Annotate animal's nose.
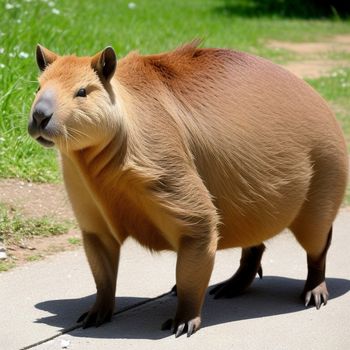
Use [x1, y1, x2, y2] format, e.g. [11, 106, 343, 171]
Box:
[32, 108, 52, 129]
[31, 97, 54, 130]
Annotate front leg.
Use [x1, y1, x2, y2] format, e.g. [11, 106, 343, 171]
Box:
[163, 233, 217, 337]
[78, 231, 120, 328]
[61, 154, 120, 327]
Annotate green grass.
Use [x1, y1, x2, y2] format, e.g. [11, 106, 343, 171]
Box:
[0, 261, 15, 272]
[0, 204, 72, 245]
[307, 68, 350, 149]
[0, 0, 349, 182]
[68, 237, 81, 245]
[26, 254, 43, 262]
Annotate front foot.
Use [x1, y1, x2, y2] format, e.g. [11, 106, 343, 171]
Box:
[302, 281, 329, 309]
[77, 298, 115, 328]
[161, 316, 201, 338]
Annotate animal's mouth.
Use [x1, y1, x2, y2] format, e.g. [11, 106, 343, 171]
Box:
[36, 136, 55, 148]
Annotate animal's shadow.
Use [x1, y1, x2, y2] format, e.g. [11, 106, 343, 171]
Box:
[35, 276, 350, 340]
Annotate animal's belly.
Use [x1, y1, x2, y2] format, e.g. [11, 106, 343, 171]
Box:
[215, 194, 304, 249]
[108, 192, 173, 251]
[126, 223, 173, 251]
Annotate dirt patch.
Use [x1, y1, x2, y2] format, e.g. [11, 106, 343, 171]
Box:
[268, 34, 350, 54]
[4, 230, 81, 267]
[0, 179, 74, 221]
[282, 60, 350, 79]
[0, 179, 78, 271]
[268, 34, 350, 79]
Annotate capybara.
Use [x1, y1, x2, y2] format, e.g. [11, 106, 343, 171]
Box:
[28, 42, 348, 337]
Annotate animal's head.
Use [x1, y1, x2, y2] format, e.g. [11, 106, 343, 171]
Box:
[28, 45, 118, 151]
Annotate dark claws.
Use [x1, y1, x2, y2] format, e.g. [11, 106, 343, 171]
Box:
[258, 266, 263, 279]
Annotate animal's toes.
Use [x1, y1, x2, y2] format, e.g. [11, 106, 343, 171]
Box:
[186, 319, 199, 337]
[175, 323, 186, 338]
[304, 281, 329, 309]
[82, 311, 98, 329]
[304, 291, 312, 307]
[78, 307, 113, 329]
[174, 317, 201, 338]
[162, 317, 201, 337]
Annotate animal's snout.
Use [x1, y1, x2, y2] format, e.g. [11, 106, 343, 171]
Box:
[29, 89, 57, 147]
[31, 95, 54, 130]
[29, 89, 56, 136]
[32, 108, 52, 130]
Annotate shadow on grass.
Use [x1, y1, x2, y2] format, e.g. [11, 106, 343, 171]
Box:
[35, 276, 350, 340]
[213, 0, 350, 19]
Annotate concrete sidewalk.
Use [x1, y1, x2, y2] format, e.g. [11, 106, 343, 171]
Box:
[1, 210, 349, 350]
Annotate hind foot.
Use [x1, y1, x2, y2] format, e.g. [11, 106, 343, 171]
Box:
[161, 316, 201, 338]
[77, 296, 114, 328]
[301, 226, 332, 309]
[210, 244, 265, 299]
[303, 281, 329, 309]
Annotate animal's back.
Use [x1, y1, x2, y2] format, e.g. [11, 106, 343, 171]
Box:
[117, 44, 348, 248]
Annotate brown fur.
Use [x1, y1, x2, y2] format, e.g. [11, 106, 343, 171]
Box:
[29, 43, 348, 335]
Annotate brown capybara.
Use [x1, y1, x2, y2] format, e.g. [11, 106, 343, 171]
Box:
[28, 42, 348, 337]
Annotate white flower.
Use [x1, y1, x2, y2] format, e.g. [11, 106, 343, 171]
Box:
[0, 63, 5, 68]
[48, 1, 55, 7]
[5, 3, 14, 9]
[9, 52, 15, 58]
[0, 48, 4, 54]
[0, 137, 5, 142]
[17, 19, 22, 23]
[19, 51, 29, 59]
[128, 2, 136, 9]
[52, 8, 60, 14]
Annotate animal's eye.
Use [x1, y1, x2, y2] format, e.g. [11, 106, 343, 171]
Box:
[76, 88, 87, 97]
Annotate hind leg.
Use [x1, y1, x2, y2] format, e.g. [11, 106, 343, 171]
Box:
[291, 217, 334, 309]
[303, 227, 332, 309]
[290, 147, 347, 309]
[210, 244, 265, 299]
[301, 226, 332, 309]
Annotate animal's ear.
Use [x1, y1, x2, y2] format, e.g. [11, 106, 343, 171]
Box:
[36, 44, 58, 72]
[91, 46, 117, 82]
